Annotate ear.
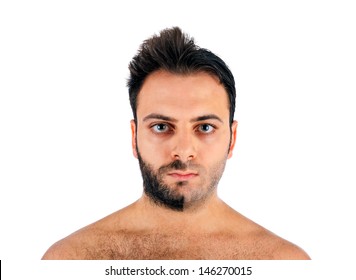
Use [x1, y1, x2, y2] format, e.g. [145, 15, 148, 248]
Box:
[130, 119, 138, 158]
[228, 120, 238, 159]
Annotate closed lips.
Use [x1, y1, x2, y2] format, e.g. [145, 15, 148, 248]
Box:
[167, 172, 198, 180]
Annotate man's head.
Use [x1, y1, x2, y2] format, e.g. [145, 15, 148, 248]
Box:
[127, 27, 237, 211]
[128, 26, 236, 125]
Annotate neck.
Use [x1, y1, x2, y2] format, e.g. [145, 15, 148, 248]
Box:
[132, 192, 228, 232]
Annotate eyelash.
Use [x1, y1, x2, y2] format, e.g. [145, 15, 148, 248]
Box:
[151, 123, 173, 134]
[150, 123, 217, 135]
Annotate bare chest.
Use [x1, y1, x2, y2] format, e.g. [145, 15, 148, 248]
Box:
[81, 231, 270, 260]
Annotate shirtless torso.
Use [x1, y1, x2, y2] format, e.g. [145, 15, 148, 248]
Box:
[42, 29, 311, 261]
[42, 196, 310, 260]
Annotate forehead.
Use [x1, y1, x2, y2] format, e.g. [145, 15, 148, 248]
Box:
[137, 70, 230, 121]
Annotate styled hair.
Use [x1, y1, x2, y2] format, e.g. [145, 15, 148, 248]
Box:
[127, 26, 236, 124]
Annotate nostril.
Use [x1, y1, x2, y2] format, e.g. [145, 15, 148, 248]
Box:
[172, 154, 194, 161]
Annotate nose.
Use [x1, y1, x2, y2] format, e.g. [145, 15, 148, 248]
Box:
[171, 130, 197, 161]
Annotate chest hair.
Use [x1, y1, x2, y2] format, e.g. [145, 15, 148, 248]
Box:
[80, 230, 272, 260]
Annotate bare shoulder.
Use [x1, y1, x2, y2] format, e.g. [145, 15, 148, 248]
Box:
[269, 236, 311, 260]
[41, 223, 103, 260]
[42, 208, 130, 260]
[227, 210, 310, 260]
[244, 225, 311, 260]
[41, 234, 81, 260]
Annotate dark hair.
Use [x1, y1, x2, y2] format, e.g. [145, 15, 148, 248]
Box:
[127, 26, 236, 124]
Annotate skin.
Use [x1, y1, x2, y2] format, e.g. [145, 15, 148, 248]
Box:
[42, 70, 310, 260]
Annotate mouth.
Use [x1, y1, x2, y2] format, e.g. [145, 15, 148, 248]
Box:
[167, 171, 198, 181]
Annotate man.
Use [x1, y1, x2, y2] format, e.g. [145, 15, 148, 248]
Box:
[42, 27, 310, 260]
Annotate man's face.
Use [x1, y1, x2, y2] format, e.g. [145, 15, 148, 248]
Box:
[131, 70, 237, 211]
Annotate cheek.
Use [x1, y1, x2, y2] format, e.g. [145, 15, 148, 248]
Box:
[201, 132, 231, 151]
[199, 144, 228, 163]
[136, 131, 170, 160]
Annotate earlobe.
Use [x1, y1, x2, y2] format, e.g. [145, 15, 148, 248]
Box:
[130, 120, 138, 158]
[228, 120, 238, 159]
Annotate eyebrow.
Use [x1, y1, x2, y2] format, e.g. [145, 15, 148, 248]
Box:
[143, 114, 178, 122]
[190, 114, 223, 123]
[143, 113, 223, 123]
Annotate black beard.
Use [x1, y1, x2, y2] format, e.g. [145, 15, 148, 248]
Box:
[137, 151, 187, 211]
[135, 129, 231, 212]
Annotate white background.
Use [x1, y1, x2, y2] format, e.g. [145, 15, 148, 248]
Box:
[1, 0, 355, 279]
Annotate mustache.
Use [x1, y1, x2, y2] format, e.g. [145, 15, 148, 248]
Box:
[158, 160, 195, 174]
